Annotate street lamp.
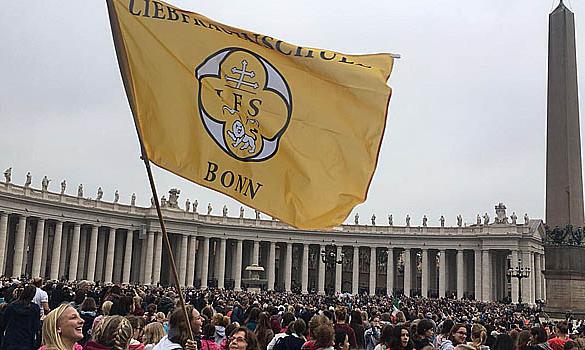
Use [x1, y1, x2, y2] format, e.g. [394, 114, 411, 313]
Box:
[507, 259, 531, 304]
[321, 244, 344, 270]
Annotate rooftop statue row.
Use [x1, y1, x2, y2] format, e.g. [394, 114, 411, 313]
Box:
[3, 167, 137, 205]
[356, 203, 529, 227]
[3, 168, 530, 226]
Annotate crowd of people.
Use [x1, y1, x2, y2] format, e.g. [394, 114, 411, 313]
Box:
[0, 277, 582, 350]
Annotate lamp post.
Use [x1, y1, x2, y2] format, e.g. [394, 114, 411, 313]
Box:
[507, 259, 531, 304]
[321, 244, 344, 270]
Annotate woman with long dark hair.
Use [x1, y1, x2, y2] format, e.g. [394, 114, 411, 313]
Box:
[255, 312, 275, 350]
[1, 284, 41, 350]
[246, 308, 262, 332]
[390, 325, 414, 350]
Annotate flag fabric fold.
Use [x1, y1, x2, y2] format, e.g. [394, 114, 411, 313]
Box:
[107, 0, 394, 229]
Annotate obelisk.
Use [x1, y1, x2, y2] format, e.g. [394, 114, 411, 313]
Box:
[546, 0, 584, 228]
[544, 0, 585, 316]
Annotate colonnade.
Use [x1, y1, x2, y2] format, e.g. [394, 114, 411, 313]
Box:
[0, 210, 546, 304]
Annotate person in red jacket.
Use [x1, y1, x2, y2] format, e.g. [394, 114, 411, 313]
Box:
[547, 322, 569, 350]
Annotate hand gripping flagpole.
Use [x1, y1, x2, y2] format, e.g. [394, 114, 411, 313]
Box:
[105, 0, 194, 341]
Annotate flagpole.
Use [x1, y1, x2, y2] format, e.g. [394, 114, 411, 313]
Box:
[140, 151, 194, 341]
[104, 0, 193, 340]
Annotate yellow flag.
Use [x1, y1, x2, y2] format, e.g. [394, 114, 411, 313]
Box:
[107, 0, 394, 229]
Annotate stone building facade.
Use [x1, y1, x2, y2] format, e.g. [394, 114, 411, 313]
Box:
[0, 177, 545, 304]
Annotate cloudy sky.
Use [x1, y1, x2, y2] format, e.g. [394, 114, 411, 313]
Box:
[0, 0, 582, 227]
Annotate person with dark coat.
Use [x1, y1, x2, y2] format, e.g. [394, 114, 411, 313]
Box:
[231, 302, 246, 325]
[414, 319, 434, 350]
[274, 319, 307, 350]
[1, 285, 41, 350]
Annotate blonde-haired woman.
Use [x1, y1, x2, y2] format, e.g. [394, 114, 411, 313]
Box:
[41, 303, 85, 350]
[468, 324, 489, 350]
[143, 322, 165, 350]
[92, 300, 114, 330]
[85, 315, 133, 350]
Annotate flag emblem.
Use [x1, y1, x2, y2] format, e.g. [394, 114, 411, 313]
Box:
[195, 48, 292, 162]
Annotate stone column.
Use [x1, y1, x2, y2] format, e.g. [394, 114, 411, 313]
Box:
[386, 248, 394, 296]
[122, 230, 134, 284]
[234, 239, 242, 292]
[510, 250, 519, 303]
[369, 247, 377, 295]
[152, 232, 163, 285]
[421, 248, 428, 298]
[200, 237, 209, 289]
[284, 243, 293, 292]
[266, 241, 276, 291]
[187, 236, 197, 287]
[404, 248, 411, 297]
[534, 253, 542, 300]
[301, 243, 309, 293]
[438, 249, 446, 297]
[474, 249, 482, 300]
[520, 251, 531, 303]
[352, 246, 359, 294]
[143, 232, 154, 284]
[217, 238, 226, 289]
[13, 215, 26, 277]
[318, 244, 325, 294]
[104, 227, 116, 284]
[529, 251, 535, 304]
[32, 218, 45, 277]
[335, 245, 343, 293]
[179, 234, 188, 286]
[482, 250, 491, 301]
[0, 212, 8, 275]
[86, 225, 99, 282]
[50, 221, 63, 280]
[252, 241, 260, 265]
[457, 249, 464, 298]
[67, 223, 81, 281]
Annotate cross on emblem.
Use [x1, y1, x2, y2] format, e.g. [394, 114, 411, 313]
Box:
[225, 60, 259, 90]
